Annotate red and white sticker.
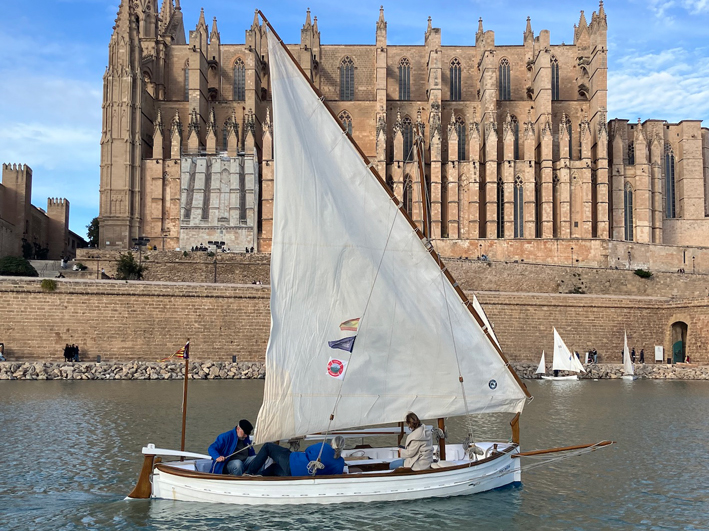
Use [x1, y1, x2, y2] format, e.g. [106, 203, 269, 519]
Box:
[327, 358, 348, 380]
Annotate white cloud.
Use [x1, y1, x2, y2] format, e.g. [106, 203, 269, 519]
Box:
[609, 48, 709, 123]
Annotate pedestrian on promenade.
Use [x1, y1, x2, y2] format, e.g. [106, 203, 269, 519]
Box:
[631, 348, 636, 363]
[639, 349, 645, 363]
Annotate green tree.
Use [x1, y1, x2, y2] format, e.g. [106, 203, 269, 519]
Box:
[115, 251, 146, 280]
[0, 256, 39, 277]
[87, 217, 99, 248]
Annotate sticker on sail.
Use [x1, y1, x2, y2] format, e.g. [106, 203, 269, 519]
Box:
[327, 358, 348, 380]
[339, 318, 361, 332]
[328, 336, 356, 353]
[488, 379, 498, 390]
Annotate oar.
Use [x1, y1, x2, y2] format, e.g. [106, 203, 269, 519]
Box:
[511, 440, 614, 458]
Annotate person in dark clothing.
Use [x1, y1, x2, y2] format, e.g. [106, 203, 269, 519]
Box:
[631, 348, 636, 363]
[245, 437, 345, 477]
[639, 349, 645, 363]
[63, 344, 73, 362]
[196, 419, 256, 475]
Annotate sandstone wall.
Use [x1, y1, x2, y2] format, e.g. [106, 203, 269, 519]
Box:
[77, 249, 709, 298]
[0, 277, 270, 363]
[1, 277, 707, 364]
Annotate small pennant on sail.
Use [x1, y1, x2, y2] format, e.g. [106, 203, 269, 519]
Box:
[326, 357, 348, 379]
[339, 318, 361, 332]
[328, 336, 356, 353]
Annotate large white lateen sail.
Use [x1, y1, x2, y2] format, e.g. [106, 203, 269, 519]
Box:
[255, 29, 528, 444]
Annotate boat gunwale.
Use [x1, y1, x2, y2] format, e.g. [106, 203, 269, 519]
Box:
[153, 443, 518, 482]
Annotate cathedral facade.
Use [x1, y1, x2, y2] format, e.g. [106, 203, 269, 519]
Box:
[99, 1, 709, 267]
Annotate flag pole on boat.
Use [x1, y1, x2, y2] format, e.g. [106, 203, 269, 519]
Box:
[180, 339, 191, 459]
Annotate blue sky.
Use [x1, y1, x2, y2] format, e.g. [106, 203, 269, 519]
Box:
[1, 0, 707, 238]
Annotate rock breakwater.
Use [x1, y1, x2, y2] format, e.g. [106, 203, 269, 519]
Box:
[0, 361, 265, 381]
[513, 362, 709, 380]
[0, 361, 707, 381]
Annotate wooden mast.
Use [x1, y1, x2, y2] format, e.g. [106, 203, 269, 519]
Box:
[180, 340, 190, 458]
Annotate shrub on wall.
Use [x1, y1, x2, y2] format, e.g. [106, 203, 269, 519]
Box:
[115, 251, 146, 280]
[0, 256, 39, 277]
[41, 279, 58, 292]
[634, 268, 653, 279]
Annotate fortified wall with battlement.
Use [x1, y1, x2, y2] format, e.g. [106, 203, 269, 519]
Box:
[0, 276, 705, 365]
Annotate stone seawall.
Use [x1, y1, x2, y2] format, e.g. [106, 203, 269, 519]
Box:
[1, 361, 707, 381]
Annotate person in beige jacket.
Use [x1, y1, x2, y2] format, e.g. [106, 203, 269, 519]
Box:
[389, 412, 434, 471]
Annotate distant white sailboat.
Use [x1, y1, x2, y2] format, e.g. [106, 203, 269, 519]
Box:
[535, 351, 546, 377]
[622, 331, 637, 381]
[541, 328, 585, 381]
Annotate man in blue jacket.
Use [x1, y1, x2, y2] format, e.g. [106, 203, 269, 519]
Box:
[244, 437, 345, 477]
[197, 419, 256, 475]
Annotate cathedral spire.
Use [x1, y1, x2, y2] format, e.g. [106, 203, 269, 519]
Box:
[377, 5, 386, 31]
[197, 8, 207, 31]
[211, 16, 219, 41]
[524, 16, 533, 42]
[476, 17, 484, 45]
[303, 8, 312, 29]
[252, 9, 260, 31]
[427, 16, 432, 33]
[175, 0, 181, 10]
[113, 0, 132, 34]
[578, 10, 588, 30]
[599, 1, 605, 18]
[159, 0, 174, 34]
[313, 16, 319, 33]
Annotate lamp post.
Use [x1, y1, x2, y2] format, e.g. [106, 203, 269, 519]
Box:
[570, 246, 574, 267]
[132, 236, 151, 266]
[478, 242, 482, 260]
[692, 256, 695, 274]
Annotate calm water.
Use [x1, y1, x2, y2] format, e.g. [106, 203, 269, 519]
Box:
[0, 379, 707, 530]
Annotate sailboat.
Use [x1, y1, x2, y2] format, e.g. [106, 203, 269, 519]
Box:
[535, 351, 546, 377]
[622, 331, 637, 380]
[540, 328, 585, 380]
[127, 12, 611, 505]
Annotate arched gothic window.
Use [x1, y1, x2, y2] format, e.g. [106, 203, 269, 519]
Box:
[223, 122, 229, 150]
[567, 121, 573, 159]
[624, 182, 634, 241]
[340, 56, 355, 101]
[338, 110, 353, 136]
[456, 115, 466, 160]
[233, 58, 245, 101]
[665, 143, 676, 218]
[511, 115, 520, 160]
[497, 177, 505, 238]
[499, 58, 511, 101]
[402, 116, 413, 161]
[551, 56, 560, 101]
[184, 61, 189, 101]
[450, 58, 462, 101]
[628, 142, 635, 165]
[399, 58, 411, 101]
[514, 176, 524, 238]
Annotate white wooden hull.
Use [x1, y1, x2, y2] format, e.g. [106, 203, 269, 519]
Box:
[541, 375, 578, 381]
[146, 443, 520, 505]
